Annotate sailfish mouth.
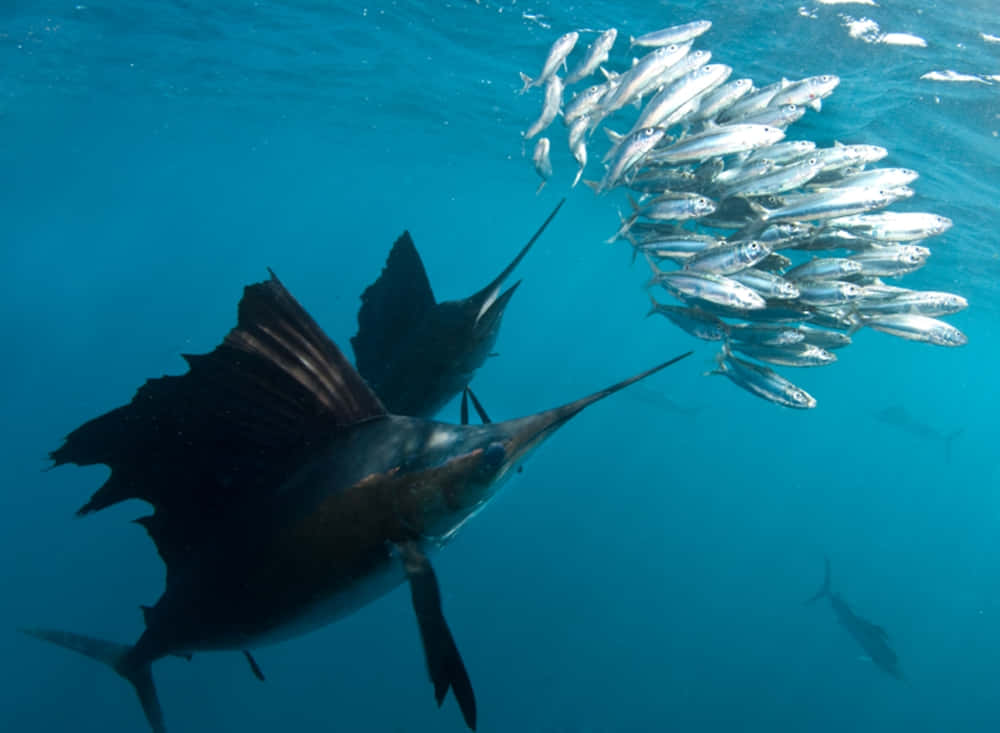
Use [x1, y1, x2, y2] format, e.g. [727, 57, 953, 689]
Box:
[471, 199, 565, 327]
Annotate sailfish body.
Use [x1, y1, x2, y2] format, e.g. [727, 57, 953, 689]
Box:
[806, 558, 903, 680]
[23, 268, 690, 732]
[352, 200, 564, 418]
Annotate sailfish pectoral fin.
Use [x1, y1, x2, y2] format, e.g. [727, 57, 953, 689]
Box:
[460, 387, 492, 426]
[397, 541, 477, 731]
[465, 387, 491, 424]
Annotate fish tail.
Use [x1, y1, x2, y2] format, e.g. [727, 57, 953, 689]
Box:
[572, 165, 584, 189]
[645, 292, 660, 318]
[20, 628, 165, 733]
[536, 179, 547, 195]
[944, 428, 964, 464]
[804, 556, 832, 604]
[518, 71, 534, 95]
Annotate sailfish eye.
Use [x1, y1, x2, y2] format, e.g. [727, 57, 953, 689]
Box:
[481, 442, 506, 472]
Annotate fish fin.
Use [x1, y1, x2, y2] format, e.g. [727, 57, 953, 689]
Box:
[572, 165, 584, 188]
[518, 71, 533, 94]
[628, 35, 636, 46]
[809, 98, 822, 112]
[536, 179, 547, 194]
[243, 651, 266, 682]
[704, 348, 727, 377]
[352, 231, 437, 391]
[465, 387, 491, 424]
[603, 127, 625, 144]
[804, 556, 832, 604]
[56, 271, 386, 520]
[398, 541, 477, 731]
[944, 428, 964, 464]
[20, 629, 165, 733]
[583, 178, 602, 194]
[743, 198, 771, 219]
[646, 293, 661, 318]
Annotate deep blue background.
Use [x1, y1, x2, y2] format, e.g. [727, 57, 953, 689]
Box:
[2, 1, 997, 731]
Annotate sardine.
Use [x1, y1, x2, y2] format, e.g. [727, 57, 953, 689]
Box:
[709, 345, 817, 408]
[524, 75, 564, 139]
[533, 137, 552, 193]
[566, 28, 618, 85]
[863, 314, 968, 347]
[520, 32, 579, 93]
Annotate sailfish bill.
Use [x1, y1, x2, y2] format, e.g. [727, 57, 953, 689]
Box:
[23, 268, 691, 732]
[351, 199, 565, 419]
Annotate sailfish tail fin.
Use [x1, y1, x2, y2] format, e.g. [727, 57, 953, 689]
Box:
[19, 629, 165, 733]
[804, 557, 832, 605]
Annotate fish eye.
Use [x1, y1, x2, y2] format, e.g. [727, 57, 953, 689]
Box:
[820, 75, 831, 82]
[793, 390, 806, 403]
[481, 442, 506, 472]
[808, 157, 817, 164]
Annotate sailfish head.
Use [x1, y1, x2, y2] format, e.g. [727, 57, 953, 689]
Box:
[464, 199, 565, 347]
[414, 351, 692, 543]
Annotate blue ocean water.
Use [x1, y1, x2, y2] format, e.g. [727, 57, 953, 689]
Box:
[1, 0, 998, 730]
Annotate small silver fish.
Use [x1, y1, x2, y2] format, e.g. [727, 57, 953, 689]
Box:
[533, 137, 552, 193]
[856, 291, 968, 317]
[646, 296, 729, 341]
[830, 212, 952, 241]
[797, 325, 852, 349]
[689, 78, 753, 122]
[630, 20, 712, 48]
[648, 262, 767, 310]
[729, 341, 837, 367]
[849, 245, 929, 277]
[519, 32, 579, 93]
[629, 63, 733, 133]
[795, 280, 864, 306]
[770, 74, 840, 111]
[571, 139, 587, 188]
[745, 140, 817, 165]
[709, 345, 817, 408]
[728, 268, 800, 300]
[563, 84, 607, 125]
[808, 167, 919, 192]
[683, 240, 771, 275]
[647, 123, 785, 164]
[524, 75, 564, 140]
[864, 314, 968, 347]
[784, 257, 864, 281]
[718, 156, 823, 198]
[727, 323, 806, 346]
[728, 103, 805, 128]
[598, 42, 694, 115]
[566, 28, 618, 85]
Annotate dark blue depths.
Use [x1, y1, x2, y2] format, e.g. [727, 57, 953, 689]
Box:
[0, 1, 997, 731]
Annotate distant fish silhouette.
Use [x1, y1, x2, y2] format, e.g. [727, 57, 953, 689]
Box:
[874, 404, 963, 463]
[351, 200, 564, 420]
[805, 558, 904, 681]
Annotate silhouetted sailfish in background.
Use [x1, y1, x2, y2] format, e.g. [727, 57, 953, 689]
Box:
[351, 199, 565, 423]
[21, 269, 691, 732]
[805, 557, 904, 680]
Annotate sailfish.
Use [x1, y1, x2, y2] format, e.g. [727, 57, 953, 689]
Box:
[21, 268, 691, 732]
[351, 199, 565, 422]
[805, 557, 904, 680]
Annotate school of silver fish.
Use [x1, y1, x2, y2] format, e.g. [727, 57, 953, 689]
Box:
[519, 19, 968, 409]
